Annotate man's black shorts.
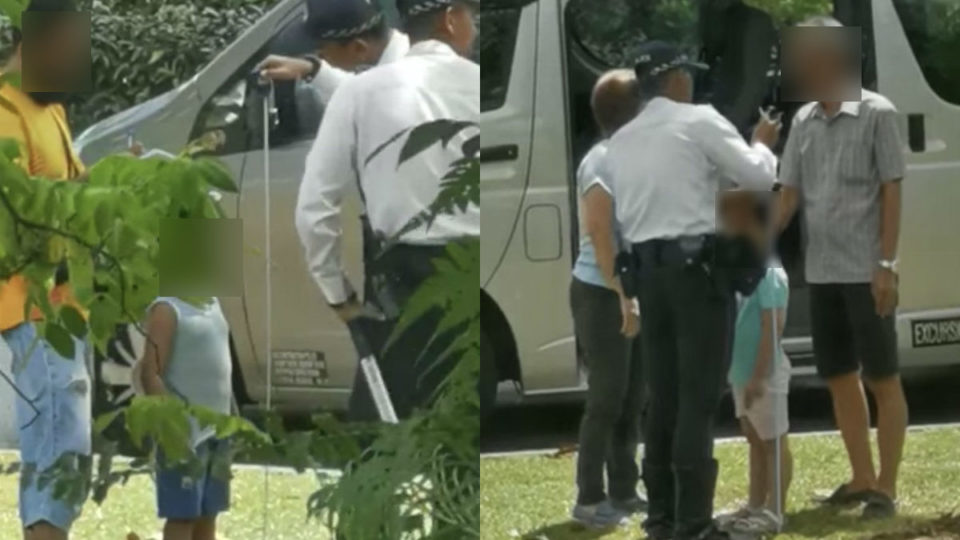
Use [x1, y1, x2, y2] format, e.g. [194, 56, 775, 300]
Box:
[810, 283, 899, 380]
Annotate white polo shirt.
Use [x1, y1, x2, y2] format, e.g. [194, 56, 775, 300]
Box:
[598, 97, 778, 244]
[295, 40, 479, 304]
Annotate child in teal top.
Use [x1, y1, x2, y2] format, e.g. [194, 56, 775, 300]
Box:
[719, 191, 793, 535]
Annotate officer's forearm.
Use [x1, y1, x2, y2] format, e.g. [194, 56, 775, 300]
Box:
[880, 181, 902, 261]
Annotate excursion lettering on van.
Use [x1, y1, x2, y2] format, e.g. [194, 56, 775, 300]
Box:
[911, 317, 960, 348]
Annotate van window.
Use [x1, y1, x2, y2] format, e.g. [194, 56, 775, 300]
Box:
[479, 6, 522, 112]
[191, 18, 322, 156]
[192, 75, 253, 157]
[568, 0, 699, 68]
[891, 0, 960, 106]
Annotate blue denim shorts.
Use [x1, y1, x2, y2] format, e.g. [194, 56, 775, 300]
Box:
[2, 323, 92, 531]
[156, 438, 231, 519]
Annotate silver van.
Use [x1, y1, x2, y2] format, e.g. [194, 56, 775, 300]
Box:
[77, 0, 960, 421]
[478, 0, 960, 412]
[76, 0, 401, 418]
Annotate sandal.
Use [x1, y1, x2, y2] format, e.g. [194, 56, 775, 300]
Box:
[861, 491, 897, 520]
[812, 483, 872, 506]
[726, 508, 783, 535]
[716, 506, 762, 529]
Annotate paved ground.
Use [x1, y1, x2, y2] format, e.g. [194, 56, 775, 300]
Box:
[480, 375, 960, 455]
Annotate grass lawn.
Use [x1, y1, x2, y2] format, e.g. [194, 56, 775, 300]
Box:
[0, 453, 331, 540]
[480, 426, 960, 540]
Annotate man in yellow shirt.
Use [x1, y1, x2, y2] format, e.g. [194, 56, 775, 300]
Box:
[0, 1, 91, 539]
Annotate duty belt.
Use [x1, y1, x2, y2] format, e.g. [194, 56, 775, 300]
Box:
[629, 234, 766, 296]
[631, 235, 717, 268]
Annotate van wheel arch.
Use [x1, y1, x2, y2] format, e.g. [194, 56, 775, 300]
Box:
[480, 290, 522, 387]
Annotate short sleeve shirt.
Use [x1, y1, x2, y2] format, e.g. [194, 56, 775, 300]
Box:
[778, 89, 906, 284]
[729, 266, 791, 391]
[572, 142, 618, 288]
[0, 80, 85, 331]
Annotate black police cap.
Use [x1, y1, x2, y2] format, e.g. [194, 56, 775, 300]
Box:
[634, 40, 708, 80]
[299, 0, 385, 41]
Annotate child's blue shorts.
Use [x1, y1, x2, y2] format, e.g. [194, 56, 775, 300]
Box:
[156, 438, 231, 519]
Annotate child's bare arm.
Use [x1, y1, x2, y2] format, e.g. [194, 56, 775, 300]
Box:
[752, 307, 787, 380]
[139, 303, 176, 395]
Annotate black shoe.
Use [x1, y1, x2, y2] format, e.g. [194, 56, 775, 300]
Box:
[690, 523, 730, 540]
[813, 482, 873, 507]
[861, 490, 897, 520]
[643, 524, 673, 540]
[674, 459, 720, 539]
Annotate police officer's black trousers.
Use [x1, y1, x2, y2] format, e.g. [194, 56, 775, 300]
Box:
[348, 243, 465, 423]
[636, 262, 734, 539]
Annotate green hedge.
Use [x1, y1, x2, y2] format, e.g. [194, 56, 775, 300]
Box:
[0, 0, 275, 132]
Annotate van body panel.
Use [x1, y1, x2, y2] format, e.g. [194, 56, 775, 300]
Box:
[870, 0, 960, 369]
[480, 3, 538, 287]
[483, 0, 581, 392]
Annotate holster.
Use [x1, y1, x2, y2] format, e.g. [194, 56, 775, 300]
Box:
[361, 215, 402, 321]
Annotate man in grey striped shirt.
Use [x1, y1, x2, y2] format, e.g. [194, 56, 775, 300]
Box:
[776, 16, 907, 519]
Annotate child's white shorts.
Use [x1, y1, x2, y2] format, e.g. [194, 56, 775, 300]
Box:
[733, 386, 789, 441]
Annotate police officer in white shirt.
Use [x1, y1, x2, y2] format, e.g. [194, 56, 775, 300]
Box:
[294, 0, 478, 421]
[257, 0, 412, 316]
[256, 0, 411, 105]
[598, 41, 781, 540]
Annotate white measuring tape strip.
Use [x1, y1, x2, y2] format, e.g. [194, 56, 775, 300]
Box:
[261, 78, 275, 540]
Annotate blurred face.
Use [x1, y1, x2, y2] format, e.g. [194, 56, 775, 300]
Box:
[445, 3, 478, 58]
[317, 37, 384, 72]
[721, 196, 755, 236]
[782, 27, 860, 102]
[20, 13, 91, 96]
[792, 42, 843, 98]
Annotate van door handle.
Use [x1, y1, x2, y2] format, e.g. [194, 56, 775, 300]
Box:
[908, 113, 926, 152]
[480, 144, 519, 163]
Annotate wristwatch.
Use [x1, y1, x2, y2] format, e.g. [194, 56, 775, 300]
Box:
[878, 259, 899, 274]
[301, 54, 323, 82]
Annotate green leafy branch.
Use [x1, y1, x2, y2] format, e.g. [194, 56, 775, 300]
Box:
[0, 0, 26, 29]
[0, 133, 237, 358]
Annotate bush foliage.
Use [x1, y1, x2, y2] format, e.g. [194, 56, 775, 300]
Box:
[0, 0, 274, 132]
